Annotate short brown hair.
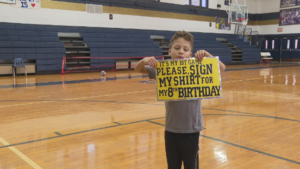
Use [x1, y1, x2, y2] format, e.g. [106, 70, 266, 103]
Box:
[170, 30, 194, 51]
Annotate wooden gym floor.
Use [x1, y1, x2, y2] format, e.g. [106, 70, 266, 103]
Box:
[0, 63, 299, 169]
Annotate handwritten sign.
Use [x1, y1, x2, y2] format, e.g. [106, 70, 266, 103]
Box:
[155, 57, 222, 101]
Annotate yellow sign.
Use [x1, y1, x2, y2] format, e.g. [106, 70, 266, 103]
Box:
[155, 57, 222, 101]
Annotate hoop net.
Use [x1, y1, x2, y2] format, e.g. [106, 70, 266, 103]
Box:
[239, 18, 248, 26]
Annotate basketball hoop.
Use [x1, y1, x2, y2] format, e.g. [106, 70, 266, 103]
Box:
[239, 18, 248, 26]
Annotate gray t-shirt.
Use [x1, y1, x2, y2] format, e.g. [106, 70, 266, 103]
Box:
[146, 66, 204, 133]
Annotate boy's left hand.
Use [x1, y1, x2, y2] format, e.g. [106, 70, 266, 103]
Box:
[195, 50, 213, 61]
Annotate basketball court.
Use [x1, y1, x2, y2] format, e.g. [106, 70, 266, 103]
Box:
[0, 0, 300, 168]
[0, 62, 299, 168]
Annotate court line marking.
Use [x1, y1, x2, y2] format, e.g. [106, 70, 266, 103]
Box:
[0, 75, 149, 89]
[202, 111, 300, 123]
[224, 64, 300, 72]
[0, 64, 299, 89]
[54, 132, 63, 136]
[0, 112, 299, 165]
[145, 120, 300, 165]
[0, 137, 42, 169]
[146, 120, 164, 126]
[223, 90, 300, 100]
[0, 99, 299, 123]
[114, 122, 122, 125]
[0, 112, 299, 148]
[2, 85, 300, 110]
[2, 73, 299, 108]
[199, 134, 300, 165]
[222, 74, 295, 84]
[0, 90, 155, 108]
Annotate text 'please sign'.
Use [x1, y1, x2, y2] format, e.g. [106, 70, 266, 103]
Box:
[155, 57, 222, 101]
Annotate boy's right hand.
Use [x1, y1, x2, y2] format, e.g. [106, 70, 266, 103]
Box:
[143, 57, 158, 68]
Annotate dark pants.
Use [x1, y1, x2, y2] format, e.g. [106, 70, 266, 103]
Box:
[165, 131, 199, 169]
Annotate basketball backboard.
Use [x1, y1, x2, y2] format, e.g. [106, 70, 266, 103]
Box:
[227, 0, 249, 25]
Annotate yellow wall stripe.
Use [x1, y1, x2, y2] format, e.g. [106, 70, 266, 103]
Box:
[249, 19, 279, 26]
[41, 0, 86, 11]
[248, 20, 258, 26]
[258, 19, 279, 25]
[103, 6, 215, 22]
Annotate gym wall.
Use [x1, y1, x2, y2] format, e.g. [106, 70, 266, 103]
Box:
[0, 0, 299, 35]
[0, 0, 235, 34]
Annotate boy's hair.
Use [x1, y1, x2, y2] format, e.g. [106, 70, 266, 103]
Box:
[170, 30, 194, 51]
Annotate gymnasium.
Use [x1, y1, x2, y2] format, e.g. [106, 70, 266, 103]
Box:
[0, 0, 299, 168]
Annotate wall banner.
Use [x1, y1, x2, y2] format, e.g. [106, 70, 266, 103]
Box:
[12, 0, 41, 9]
[0, 0, 15, 4]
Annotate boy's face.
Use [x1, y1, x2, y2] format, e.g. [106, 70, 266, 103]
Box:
[169, 37, 193, 60]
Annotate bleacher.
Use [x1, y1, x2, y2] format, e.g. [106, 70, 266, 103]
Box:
[83, 32, 163, 69]
[193, 33, 234, 63]
[0, 23, 65, 74]
[163, 33, 235, 64]
[0, 22, 262, 75]
[226, 37, 261, 62]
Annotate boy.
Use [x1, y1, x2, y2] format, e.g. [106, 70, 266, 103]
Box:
[134, 30, 226, 169]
